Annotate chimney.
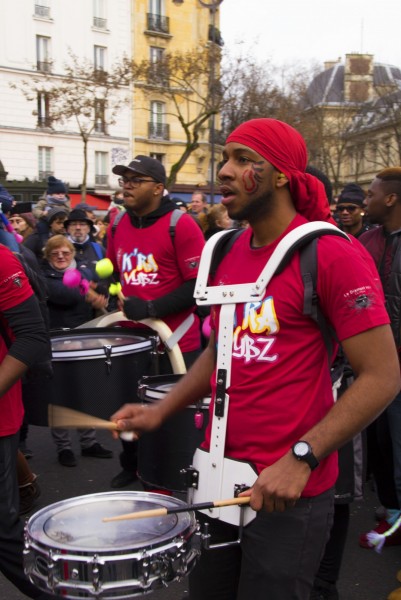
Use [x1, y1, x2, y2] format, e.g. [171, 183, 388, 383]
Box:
[344, 53, 374, 102]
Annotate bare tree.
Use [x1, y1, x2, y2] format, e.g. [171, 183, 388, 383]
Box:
[11, 51, 132, 199]
[133, 46, 246, 188]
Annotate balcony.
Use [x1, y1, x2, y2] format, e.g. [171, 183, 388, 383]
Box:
[93, 16, 107, 29]
[34, 4, 51, 18]
[38, 170, 53, 181]
[146, 13, 170, 35]
[147, 65, 169, 87]
[148, 122, 170, 140]
[37, 61, 52, 73]
[37, 116, 52, 128]
[95, 174, 108, 186]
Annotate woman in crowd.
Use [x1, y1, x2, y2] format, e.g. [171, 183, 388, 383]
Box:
[41, 235, 113, 467]
[204, 203, 233, 240]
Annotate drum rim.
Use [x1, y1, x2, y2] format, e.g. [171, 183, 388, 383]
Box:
[51, 337, 152, 360]
[25, 491, 197, 553]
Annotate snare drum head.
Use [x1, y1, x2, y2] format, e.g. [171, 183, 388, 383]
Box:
[26, 492, 196, 553]
[139, 374, 210, 407]
[51, 331, 152, 359]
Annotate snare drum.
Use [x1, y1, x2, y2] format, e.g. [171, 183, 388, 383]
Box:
[23, 328, 154, 425]
[137, 374, 210, 493]
[24, 491, 199, 599]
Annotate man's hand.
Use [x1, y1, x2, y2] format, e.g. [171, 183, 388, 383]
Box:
[240, 451, 312, 512]
[111, 403, 163, 440]
[123, 296, 149, 321]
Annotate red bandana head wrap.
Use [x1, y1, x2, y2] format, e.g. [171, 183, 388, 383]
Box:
[226, 118, 335, 224]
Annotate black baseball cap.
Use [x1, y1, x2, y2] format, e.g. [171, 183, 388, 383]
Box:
[112, 155, 166, 186]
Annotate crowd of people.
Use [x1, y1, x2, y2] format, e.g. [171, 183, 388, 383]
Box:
[1, 118, 401, 600]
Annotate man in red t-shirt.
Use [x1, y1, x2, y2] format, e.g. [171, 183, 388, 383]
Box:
[111, 121, 399, 600]
[0, 245, 50, 599]
[107, 155, 205, 488]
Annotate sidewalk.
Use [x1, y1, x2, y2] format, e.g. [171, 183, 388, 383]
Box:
[1, 425, 400, 599]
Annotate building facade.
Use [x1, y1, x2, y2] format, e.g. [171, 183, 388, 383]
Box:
[0, 0, 131, 202]
[132, 0, 222, 198]
[302, 53, 401, 193]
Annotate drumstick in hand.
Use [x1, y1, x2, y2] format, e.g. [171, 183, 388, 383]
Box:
[103, 497, 251, 522]
[48, 405, 134, 441]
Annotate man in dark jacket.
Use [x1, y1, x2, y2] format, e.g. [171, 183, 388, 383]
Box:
[65, 209, 105, 273]
[359, 167, 401, 549]
[335, 183, 371, 238]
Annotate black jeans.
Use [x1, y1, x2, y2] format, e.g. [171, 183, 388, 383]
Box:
[0, 432, 49, 599]
[189, 488, 334, 600]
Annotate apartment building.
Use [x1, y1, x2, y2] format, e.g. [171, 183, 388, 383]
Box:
[0, 0, 131, 202]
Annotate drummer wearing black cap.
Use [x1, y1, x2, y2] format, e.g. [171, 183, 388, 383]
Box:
[107, 155, 205, 488]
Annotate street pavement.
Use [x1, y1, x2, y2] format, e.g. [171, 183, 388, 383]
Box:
[1, 425, 401, 600]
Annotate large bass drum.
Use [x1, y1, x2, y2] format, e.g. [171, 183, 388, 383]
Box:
[23, 328, 155, 425]
[24, 491, 200, 599]
[137, 374, 210, 493]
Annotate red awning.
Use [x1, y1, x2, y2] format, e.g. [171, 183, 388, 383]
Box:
[69, 193, 110, 210]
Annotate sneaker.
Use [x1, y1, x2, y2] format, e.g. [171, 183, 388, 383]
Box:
[359, 518, 401, 548]
[19, 441, 34, 459]
[19, 476, 41, 515]
[58, 449, 77, 467]
[110, 469, 138, 488]
[81, 443, 113, 459]
[310, 578, 339, 600]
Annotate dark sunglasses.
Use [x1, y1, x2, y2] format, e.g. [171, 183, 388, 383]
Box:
[335, 205, 359, 213]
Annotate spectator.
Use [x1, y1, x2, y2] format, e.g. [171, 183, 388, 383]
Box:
[74, 202, 98, 223]
[41, 235, 112, 467]
[335, 183, 371, 238]
[65, 208, 106, 274]
[24, 206, 69, 261]
[204, 203, 234, 240]
[33, 176, 70, 220]
[9, 213, 37, 241]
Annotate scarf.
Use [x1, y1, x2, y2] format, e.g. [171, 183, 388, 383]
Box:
[226, 119, 335, 224]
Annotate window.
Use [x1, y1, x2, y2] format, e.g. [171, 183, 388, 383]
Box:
[38, 147, 53, 180]
[93, 0, 107, 29]
[149, 47, 167, 84]
[94, 99, 106, 133]
[95, 151, 108, 186]
[147, 0, 169, 33]
[36, 36, 51, 72]
[34, 1, 51, 18]
[149, 101, 169, 139]
[37, 92, 51, 128]
[94, 45, 107, 71]
[150, 153, 165, 164]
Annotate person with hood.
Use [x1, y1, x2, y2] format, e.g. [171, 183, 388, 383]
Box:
[111, 120, 399, 600]
[106, 155, 205, 489]
[33, 176, 70, 220]
[24, 206, 69, 261]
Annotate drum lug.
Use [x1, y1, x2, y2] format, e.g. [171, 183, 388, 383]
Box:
[103, 344, 112, 374]
[180, 466, 199, 489]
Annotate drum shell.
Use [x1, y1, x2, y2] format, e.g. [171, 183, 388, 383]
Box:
[23, 328, 155, 425]
[23, 491, 199, 599]
[137, 374, 210, 493]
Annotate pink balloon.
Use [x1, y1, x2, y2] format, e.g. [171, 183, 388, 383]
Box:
[63, 269, 81, 288]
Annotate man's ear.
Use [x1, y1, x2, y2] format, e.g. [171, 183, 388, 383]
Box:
[276, 172, 289, 187]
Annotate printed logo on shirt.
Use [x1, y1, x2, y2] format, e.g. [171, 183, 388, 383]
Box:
[185, 256, 200, 270]
[344, 285, 375, 311]
[121, 248, 159, 287]
[1, 270, 25, 288]
[232, 298, 280, 363]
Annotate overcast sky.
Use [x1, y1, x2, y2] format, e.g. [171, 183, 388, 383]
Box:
[220, 0, 401, 70]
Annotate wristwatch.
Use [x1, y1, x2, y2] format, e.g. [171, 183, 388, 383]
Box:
[291, 441, 319, 471]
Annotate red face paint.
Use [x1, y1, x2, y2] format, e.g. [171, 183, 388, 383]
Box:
[243, 169, 258, 193]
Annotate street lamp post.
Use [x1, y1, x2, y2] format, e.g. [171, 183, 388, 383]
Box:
[173, 0, 224, 205]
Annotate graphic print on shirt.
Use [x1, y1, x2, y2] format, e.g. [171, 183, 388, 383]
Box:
[232, 297, 280, 364]
[120, 248, 159, 287]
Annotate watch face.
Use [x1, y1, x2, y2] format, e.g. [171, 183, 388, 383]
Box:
[295, 441, 309, 457]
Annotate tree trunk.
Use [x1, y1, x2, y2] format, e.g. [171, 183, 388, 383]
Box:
[81, 136, 88, 201]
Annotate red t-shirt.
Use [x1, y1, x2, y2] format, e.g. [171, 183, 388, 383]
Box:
[204, 215, 389, 496]
[0, 246, 33, 436]
[107, 211, 205, 352]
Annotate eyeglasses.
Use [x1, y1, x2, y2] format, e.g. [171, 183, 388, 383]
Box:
[50, 250, 72, 258]
[118, 177, 156, 187]
[335, 205, 359, 213]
